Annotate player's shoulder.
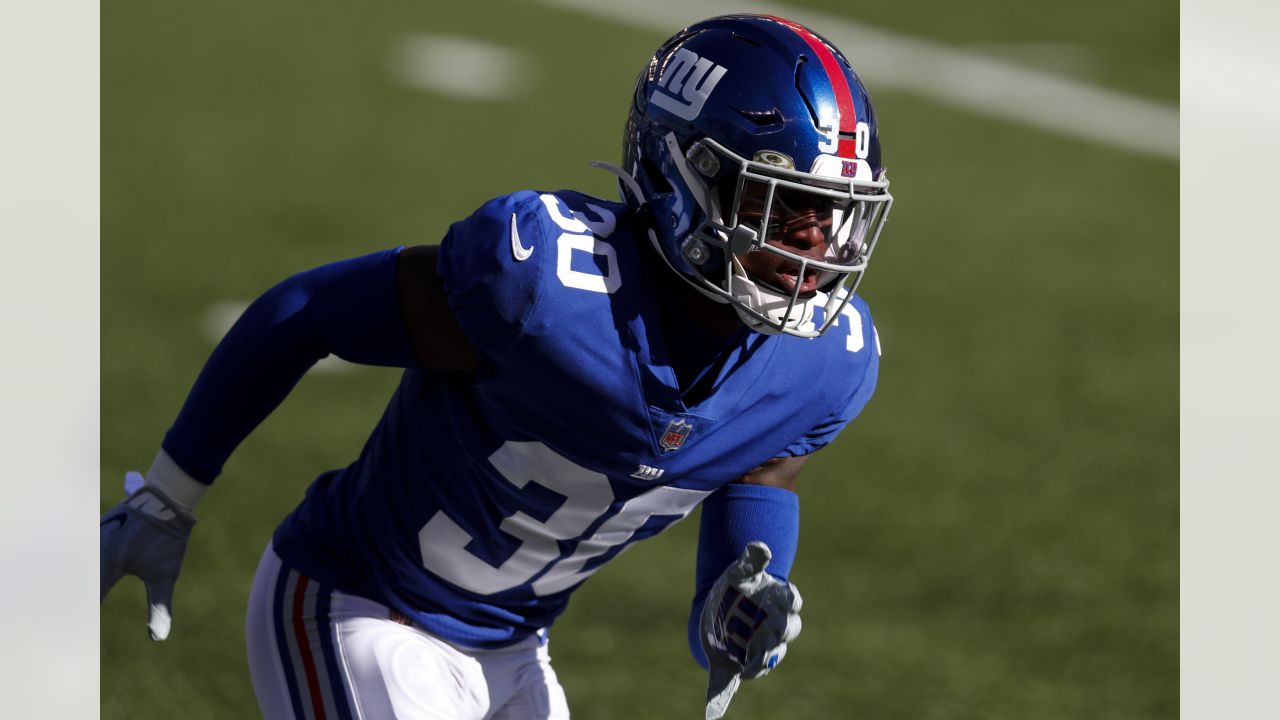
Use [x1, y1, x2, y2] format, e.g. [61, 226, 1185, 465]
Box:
[447, 189, 544, 248]
[457, 189, 627, 238]
[464, 188, 637, 297]
[522, 189, 631, 249]
[766, 291, 878, 397]
[436, 190, 560, 352]
[846, 292, 879, 355]
[763, 293, 881, 458]
[437, 188, 636, 350]
[800, 290, 880, 364]
[444, 190, 630, 272]
[543, 189, 629, 223]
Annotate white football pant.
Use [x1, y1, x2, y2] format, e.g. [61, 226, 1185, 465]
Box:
[246, 543, 572, 719]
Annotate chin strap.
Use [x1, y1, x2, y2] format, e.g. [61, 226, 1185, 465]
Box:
[727, 257, 814, 335]
[589, 160, 730, 306]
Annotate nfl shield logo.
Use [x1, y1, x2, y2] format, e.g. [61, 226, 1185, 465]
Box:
[659, 418, 694, 453]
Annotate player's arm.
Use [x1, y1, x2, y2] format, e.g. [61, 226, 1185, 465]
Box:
[690, 456, 807, 664]
[102, 246, 470, 639]
[691, 309, 878, 716]
[687, 455, 809, 719]
[739, 454, 808, 492]
[396, 244, 476, 372]
[157, 246, 478, 480]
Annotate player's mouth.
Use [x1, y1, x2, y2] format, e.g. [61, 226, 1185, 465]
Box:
[769, 263, 821, 296]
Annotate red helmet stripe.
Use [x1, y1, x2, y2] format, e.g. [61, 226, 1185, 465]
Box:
[763, 15, 858, 158]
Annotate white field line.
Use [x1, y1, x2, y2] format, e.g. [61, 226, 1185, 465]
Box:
[391, 34, 530, 101]
[204, 301, 353, 374]
[533, 0, 1178, 160]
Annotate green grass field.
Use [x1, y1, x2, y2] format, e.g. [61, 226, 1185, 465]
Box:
[102, 1, 1177, 717]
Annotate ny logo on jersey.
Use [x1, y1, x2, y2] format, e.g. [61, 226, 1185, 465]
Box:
[659, 418, 694, 453]
[630, 465, 665, 481]
[651, 48, 727, 121]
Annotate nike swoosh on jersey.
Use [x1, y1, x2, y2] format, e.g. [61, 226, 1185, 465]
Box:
[510, 213, 533, 261]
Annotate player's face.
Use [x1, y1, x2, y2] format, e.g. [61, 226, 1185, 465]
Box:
[727, 181, 851, 296]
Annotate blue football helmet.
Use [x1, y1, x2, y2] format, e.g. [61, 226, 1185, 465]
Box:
[597, 14, 893, 337]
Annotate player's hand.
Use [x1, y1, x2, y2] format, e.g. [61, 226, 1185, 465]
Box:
[100, 472, 197, 642]
[699, 541, 803, 720]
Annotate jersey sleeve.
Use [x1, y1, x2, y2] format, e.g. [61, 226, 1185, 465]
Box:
[777, 306, 881, 457]
[436, 191, 551, 353]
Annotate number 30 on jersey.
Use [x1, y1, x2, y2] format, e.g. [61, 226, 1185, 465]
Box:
[418, 441, 709, 596]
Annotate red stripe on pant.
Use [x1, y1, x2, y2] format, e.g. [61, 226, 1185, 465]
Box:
[292, 574, 328, 720]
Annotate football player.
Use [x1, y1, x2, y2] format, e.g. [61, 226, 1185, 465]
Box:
[101, 14, 893, 719]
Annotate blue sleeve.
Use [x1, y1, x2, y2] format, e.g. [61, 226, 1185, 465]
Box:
[687, 483, 800, 669]
[436, 191, 551, 353]
[161, 248, 417, 483]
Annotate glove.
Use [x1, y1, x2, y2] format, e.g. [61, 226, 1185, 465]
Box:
[100, 471, 197, 641]
[700, 542, 803, 720]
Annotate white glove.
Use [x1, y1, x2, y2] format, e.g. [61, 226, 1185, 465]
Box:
[700, 541, 803, 720]
[100, 472, 197, 641]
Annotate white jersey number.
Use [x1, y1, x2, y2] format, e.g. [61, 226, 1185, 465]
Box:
[541, 194, 622, 295]
[799, 290, 870, 354]
[418, 441, 709, 596]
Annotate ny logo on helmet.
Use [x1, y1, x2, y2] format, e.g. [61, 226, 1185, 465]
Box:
[651, 48, 727, 121]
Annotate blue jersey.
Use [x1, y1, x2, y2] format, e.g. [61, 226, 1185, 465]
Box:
[273, 190, 879, 648]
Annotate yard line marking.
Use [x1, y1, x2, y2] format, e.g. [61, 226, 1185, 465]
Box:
[391, 34, 530, 101]
[968, 43, 1097, 77]
[532, 0, 1178, 160]
[204, 301, 353, 374]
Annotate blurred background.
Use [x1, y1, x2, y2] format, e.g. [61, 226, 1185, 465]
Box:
[101, 0, 1177, 718]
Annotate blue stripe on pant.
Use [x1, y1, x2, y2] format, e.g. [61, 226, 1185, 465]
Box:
[270, 566, 358, 720]
[315, 582, 356, 720]
[272, 567, 307, 717]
